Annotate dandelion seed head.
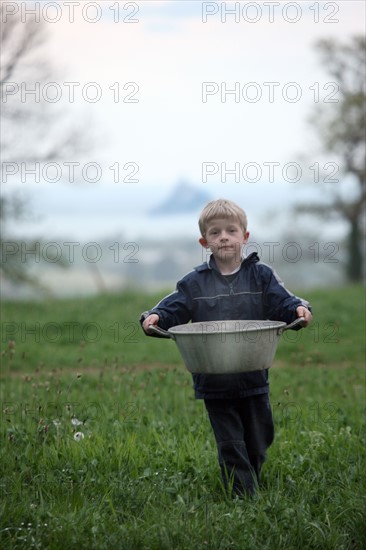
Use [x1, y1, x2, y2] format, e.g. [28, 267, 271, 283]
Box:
[74, 431, 85, 441]
[71, 418, 83, 426]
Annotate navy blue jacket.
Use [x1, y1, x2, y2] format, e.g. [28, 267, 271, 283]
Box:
[140, 253, 311, 399]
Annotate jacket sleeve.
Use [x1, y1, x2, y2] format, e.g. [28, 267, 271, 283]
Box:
[139, 278, 193, 336]
[261, 266, 311, 327]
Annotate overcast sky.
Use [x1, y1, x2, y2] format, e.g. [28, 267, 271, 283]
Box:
[2, 1, 365, 242]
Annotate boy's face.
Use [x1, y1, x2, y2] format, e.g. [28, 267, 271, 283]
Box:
[199, 218, 249, 264]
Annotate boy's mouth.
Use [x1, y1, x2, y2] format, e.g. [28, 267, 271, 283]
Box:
[218, 246, 236, 252]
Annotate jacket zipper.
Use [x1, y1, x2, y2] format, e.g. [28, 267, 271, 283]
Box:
[215, 264, 239, 296]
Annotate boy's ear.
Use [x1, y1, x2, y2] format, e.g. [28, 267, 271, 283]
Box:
[199, 237, 208, 248]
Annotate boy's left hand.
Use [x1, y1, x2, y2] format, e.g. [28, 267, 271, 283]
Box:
[296, 306, 312, 326]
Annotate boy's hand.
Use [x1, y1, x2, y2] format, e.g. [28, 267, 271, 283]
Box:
[296, 306, 312, 326]
[142, 314, 160, 334]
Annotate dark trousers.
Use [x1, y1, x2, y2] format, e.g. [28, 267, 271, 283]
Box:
[204, 393, 274, 496]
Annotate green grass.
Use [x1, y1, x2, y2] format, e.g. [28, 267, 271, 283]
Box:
[1, 285, 364, 372]
[1, 291, 181, 371]
[1, 285, 365, 549]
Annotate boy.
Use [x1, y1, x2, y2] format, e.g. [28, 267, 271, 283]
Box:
[140, 199, 312, 496]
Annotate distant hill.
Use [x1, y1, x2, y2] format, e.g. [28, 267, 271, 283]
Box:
[148, 182, 211, 216]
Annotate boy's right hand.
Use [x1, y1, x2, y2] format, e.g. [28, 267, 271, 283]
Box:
[142, 314, 160, 334]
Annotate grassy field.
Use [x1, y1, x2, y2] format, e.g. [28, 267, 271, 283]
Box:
[1, 285, 365, 549]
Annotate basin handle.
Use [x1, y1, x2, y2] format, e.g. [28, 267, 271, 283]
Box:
[146, 325, 175, 339]
[278, 316, 306, 334]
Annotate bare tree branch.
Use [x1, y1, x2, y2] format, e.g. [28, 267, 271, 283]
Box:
[0, 2, 90, 290]
[297, 35, 366, 281]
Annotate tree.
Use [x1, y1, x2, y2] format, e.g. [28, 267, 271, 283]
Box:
[297, 35, 365, 282]
[0, 2, 86, 291]
[1, 1, 86, 162]
[0, 194, 62, 291]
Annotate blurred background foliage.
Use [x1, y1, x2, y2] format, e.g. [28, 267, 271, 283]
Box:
[0, 2, 365, 297]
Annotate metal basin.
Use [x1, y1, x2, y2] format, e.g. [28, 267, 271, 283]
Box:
[148, 318, 305, 374]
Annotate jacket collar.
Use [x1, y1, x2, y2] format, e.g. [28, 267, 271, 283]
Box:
[195, 252, 259, 272]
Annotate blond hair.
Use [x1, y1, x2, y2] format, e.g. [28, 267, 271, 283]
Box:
[198, 199, 247, 237]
